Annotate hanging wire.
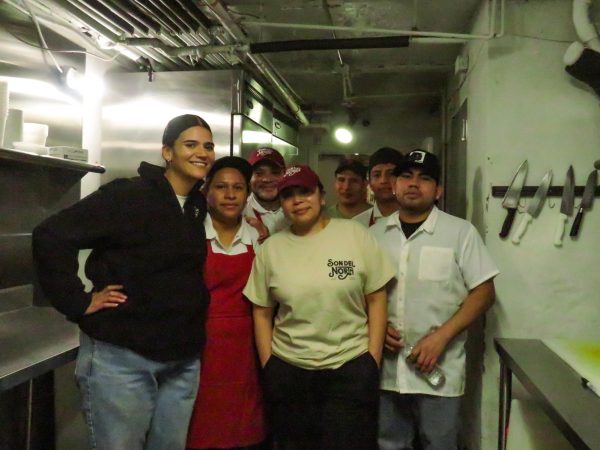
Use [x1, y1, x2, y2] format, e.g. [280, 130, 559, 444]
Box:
[20, 0, 63, 72]
[5, 27, 122, 62]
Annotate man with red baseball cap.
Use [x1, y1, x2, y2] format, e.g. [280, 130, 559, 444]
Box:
[244, 147, 288, 234]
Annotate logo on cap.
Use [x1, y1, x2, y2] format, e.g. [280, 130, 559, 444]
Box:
[408, 151, 426, 163]
[284, 166, 302, 177]
[257, 148, 274, 157]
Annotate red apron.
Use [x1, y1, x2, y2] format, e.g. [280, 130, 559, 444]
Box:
[187, 242, 266, 449]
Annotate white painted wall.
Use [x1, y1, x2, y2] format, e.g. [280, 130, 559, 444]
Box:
[449, 1, 600, 448]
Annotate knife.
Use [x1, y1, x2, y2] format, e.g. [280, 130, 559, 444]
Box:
[499, 160, 528, 238]
[512, 170, 553, 244]
[569, 170, 598, 237]
[553, 166, 575, 247]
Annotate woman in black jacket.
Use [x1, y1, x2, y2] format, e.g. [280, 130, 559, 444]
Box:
[32, 114, 215, 450]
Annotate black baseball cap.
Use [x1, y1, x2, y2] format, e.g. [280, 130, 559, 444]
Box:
[335, 158, 367, 179]
[394, 149, 440, 181]
[369, 147, 403, 171]
[205, 156, 252, 186]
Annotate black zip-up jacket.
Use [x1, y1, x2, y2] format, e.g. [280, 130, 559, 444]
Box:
[32, 162, 209, 362]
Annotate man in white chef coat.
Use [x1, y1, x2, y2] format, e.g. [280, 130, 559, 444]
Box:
[370, 149, 499, 450]
[244, 147, 288, 235]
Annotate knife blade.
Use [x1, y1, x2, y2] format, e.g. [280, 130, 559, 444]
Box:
[512, 170, 553, 244]
[499, 160, 528, 238]
[569, 170, 597, 237]
[554, 166, 575, 247]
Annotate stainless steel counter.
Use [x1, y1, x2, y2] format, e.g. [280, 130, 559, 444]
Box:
[0, 305, 79, 392]
[495, 338, 600, 450]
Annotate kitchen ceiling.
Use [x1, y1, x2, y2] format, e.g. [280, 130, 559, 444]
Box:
[2, 0, 485, 118]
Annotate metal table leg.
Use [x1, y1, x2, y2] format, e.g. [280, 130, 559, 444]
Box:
[498, 359, 512, 450]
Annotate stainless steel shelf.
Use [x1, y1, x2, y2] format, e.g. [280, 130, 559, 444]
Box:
[0, 147, 105, 174]
[495, 338, 600, 450]
[0, 305, 79, 392]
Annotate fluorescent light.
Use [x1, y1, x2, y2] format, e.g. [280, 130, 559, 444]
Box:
[242, 130, 272, 144]
[334, 127, 353, 144]
[0, 75, 79, 103]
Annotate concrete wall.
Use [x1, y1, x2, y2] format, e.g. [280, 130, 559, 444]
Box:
[448, 1, 600, 448]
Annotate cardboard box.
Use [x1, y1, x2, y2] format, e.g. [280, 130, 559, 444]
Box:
[47, 146, 88, 162]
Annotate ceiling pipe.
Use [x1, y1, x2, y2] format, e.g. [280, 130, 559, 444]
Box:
[249, 36, 409, 53]
[572, 0, 600, 52]
[120, 0, 218, 67]
[141, 0, 228, 67]
[88, 0, 190, 68]
[122, 39, 243, 58]
[69, 0, 134, 34]
[52, 0, 179, 69]
[204, 0, 309, 126]
[176, 0, 213, 30]
[564, 0, 600, 67]
[94, 0, 151, 34]
[242, 0, 503, 42]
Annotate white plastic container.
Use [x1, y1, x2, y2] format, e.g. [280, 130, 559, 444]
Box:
[0, 81, 8, 147]
[22, 122, 49, 146]
[4, 108, 23, 148]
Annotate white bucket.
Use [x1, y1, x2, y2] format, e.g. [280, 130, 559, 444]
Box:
[0, 81, 8, 147]
[22, 122, 49, 146]
[4, 108, 24, 148]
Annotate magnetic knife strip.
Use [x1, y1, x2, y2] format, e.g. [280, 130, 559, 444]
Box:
[492, 186, 600, 197]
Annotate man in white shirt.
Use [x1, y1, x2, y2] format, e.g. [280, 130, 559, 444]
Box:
[370, 149, 499, 450]
[244, 147, 288, 234]
[354, 147, 403, 228]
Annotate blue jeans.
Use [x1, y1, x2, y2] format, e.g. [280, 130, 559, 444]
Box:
[378, 390, 462, 450]
[74, 333, 200, 450]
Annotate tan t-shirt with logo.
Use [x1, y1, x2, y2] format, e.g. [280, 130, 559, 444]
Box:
[243, 218, 395, 370]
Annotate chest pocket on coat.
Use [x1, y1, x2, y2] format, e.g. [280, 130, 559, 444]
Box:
[418, 246, 454, 281]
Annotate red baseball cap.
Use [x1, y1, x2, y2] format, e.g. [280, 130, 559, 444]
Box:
[278, 165, 323, 193]
[248, 147, 285, 169]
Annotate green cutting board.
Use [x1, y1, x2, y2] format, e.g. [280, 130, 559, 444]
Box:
[544, 339, 600, 397]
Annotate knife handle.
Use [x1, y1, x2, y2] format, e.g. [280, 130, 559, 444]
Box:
[569, 207, 585, 237]
[553, 213, 568, 247]
[499, 208, 517, 238]
[512, 213, 532, 244]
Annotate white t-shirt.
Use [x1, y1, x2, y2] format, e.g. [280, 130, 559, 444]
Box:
[204, 214, 259, 255]
[369, 207, 499, 396]
[176, 194, 188, 211]
[243, 219, 395, 370]
[244, 194, 288, 235]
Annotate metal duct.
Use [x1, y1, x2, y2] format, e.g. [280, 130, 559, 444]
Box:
[175, 0, 213, 30]
[73, 0, 134, 34]
[249, 36, 410, 54]
[94, 0, 152, 34]
[204, 0, 309, 125]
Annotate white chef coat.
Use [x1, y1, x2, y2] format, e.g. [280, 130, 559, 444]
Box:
[369, 207, 499, 396]
[243, 194, 288, 235]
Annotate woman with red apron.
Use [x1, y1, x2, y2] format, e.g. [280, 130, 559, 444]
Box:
[187, 157, 267, 450]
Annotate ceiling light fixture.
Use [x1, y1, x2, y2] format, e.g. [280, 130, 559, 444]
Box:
[334, 127, 353, 144]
